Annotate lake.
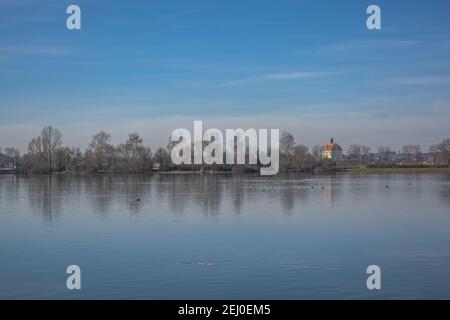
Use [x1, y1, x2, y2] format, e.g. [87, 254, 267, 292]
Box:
[0, 173, 450, 299]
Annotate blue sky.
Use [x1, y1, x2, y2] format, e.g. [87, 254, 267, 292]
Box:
[1, 0, 450, 152]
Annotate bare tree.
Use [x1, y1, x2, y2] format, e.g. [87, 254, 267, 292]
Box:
[311, 145, 322, 160]
[402, 145, 421, 162]
[293, 145, 309, 162]
[347, 144, 362, 161]
[280, 132, 296, 156]
[87, 131, 115, 170]
[71, 147, 85, 171]
[361, 145, 371, 161]
[117, 133, 152, 171]
[28, 137, 42, 156]
[278, 132, 297, 169]
[52, 146, 84, 172]
[55, 147, 76, 172]
[26, 136, 45, 170]
[4, 147, 20, 170]
[436, 138, 450, 166]
[153, 147, 171, 170]
[41, 126, 63, 171]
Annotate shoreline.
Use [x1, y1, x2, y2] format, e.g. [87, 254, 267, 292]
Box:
[344, 167, 450, 174]
[2, 167, 450, 176]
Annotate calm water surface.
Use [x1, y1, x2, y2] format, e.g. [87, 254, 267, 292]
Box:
[1, 173, 450, 299]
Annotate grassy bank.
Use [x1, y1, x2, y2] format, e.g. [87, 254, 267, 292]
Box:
[345, 167, 450, 174]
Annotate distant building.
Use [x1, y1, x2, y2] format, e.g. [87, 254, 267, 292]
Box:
[152, 162, 161, 171]
[0, 152, 14, 172]
[321, 138, 343, 161]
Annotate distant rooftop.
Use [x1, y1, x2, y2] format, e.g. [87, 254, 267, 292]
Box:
[323, 138, 342, 151]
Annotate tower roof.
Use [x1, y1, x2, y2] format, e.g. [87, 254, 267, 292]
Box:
[323, 138, 342, 151]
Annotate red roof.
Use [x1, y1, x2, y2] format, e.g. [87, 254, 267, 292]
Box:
[323, 142, 342, 151]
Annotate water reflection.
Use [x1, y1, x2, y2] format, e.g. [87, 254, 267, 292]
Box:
[438, 174, 450, 207]
[26, 175, 62, 224]
[1, 172, 450, 299]
[321, 176, 341, 207]
[0, 172, 448, 223]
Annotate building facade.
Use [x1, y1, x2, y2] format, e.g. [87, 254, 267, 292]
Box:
[321, 138, 343, 161]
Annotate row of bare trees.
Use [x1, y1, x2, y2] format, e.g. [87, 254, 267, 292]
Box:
[26, 126, 63, 171]
[2, 127, 450, 173]
[347, 144, 371, 161]
[278, 133, 450, 168]
[430, 138, 450, 165]
[4, 126, 162, 173]
[374, 141, 450, 165]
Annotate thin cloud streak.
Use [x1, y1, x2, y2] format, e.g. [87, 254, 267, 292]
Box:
[219, 71, 336, 87]
[0, 44, 71, 57]
[390, 76, 450, 85]
[309, 39, 420, 55]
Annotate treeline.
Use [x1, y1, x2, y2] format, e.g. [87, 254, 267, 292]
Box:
[369, 141, 450, 165]
[1, 126, 450, 174]
[277, 133, 450, 169]
[2, 126, 169, 173]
